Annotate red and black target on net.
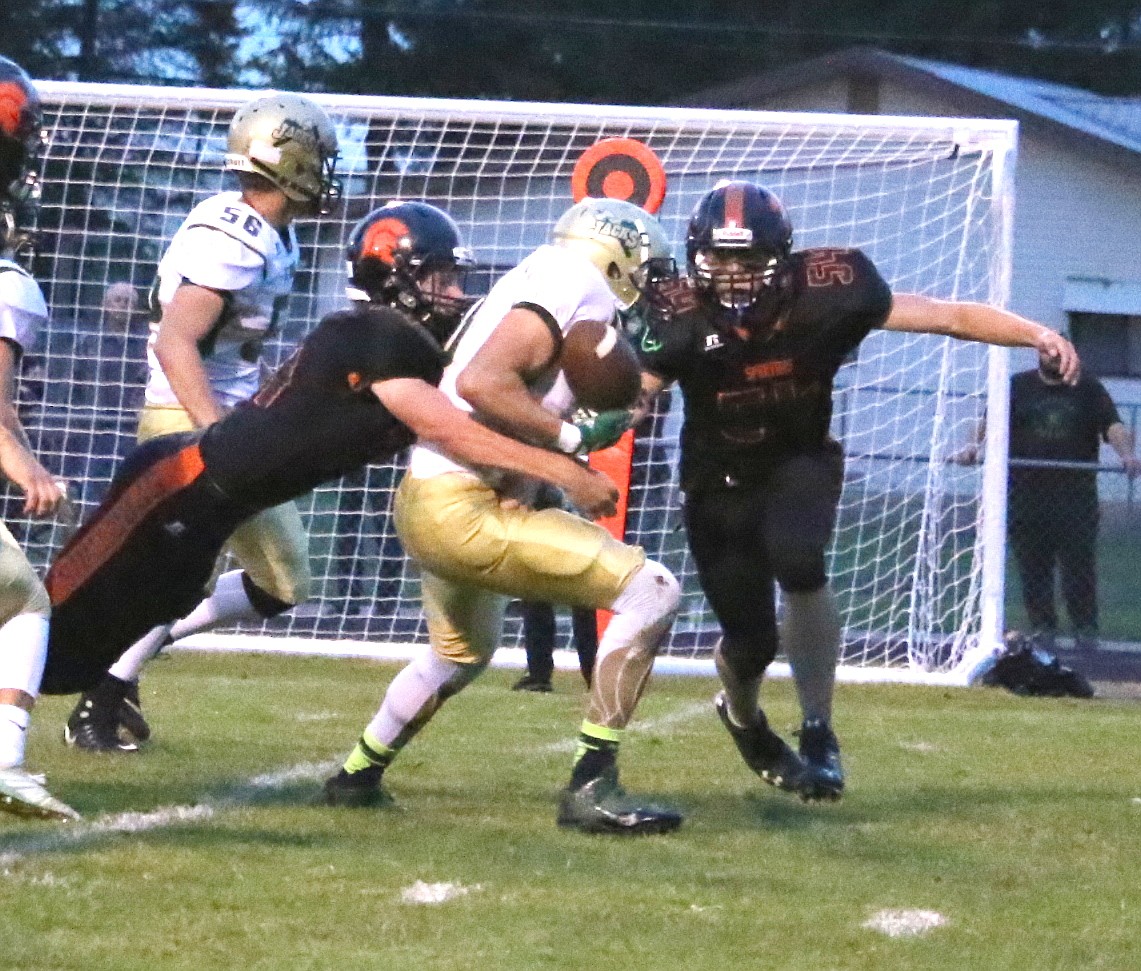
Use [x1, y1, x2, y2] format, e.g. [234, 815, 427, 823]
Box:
[571, 138, 667, 214]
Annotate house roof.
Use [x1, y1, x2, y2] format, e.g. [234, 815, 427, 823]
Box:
[681, 46, 1141, 164]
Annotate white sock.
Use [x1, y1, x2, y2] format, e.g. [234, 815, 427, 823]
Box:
[108, 623, 173, 682]
[168, 570, 259, 641]
[367, 649, 484, 749]
[0, 613, 49, 697]
[0, 704, 30, 769]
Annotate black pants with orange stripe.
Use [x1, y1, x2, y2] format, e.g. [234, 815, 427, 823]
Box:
[41, 433, 254, 695]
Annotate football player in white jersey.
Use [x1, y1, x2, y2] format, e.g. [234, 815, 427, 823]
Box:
[324, 198, 687, 835]
[0, 56, 79, 820]
[63, 92, 341, 753]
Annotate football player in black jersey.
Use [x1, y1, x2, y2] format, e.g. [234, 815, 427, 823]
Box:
[636, 180, 1078, 802]
[2, 204, 618, 815]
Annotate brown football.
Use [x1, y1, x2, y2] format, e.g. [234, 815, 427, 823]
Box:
[559, 319, 642, 412]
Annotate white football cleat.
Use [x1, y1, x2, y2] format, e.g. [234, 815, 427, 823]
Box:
[0, 766, 81, 821]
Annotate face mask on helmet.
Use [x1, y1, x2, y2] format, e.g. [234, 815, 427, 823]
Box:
[225, 93, 342, 214]
[0, 55, 44, 264]
[551, 197, 672, 310]
[346, 201, 476, 343]
[686, 180, 792, 316]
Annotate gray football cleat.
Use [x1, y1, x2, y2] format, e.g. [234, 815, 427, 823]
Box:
[557, 764, 683, 835]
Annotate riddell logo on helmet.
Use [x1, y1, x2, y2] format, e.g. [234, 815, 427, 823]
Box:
[0, 82, 28, 136]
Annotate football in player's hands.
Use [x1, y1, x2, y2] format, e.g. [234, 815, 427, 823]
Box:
[559, 319, 641, 412]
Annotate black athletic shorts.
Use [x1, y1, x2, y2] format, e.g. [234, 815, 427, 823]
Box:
[41, 433, 254, 695]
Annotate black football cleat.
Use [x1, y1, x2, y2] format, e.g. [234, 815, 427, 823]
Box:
[714, 691, 806, 793]
[118, 679, 152, 743]
[322, 767, 394, 808]
[64, 677, 139, 754]
[796, 718, 845, 802]
[556, 765, 683, 835]
[511, 675, 553, 693]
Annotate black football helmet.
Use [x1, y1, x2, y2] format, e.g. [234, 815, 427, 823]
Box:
[686, 180, 793, 317]
[346, 201, 475, 343]
[0, 55, 44, 263]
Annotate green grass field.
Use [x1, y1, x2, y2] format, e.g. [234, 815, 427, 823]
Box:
[2, 652, 1138, 971]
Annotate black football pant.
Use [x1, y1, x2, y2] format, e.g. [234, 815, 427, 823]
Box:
[41, 433, 253, 695]
[1008, 495, 1099, 636]
[683, 447, 843, 680]
[520, 600, 598, 685]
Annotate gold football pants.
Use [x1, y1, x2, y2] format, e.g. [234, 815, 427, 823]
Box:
[394, 472, 644, 665]
[0, 520, 50, 622]
[137, 404, 311, 604]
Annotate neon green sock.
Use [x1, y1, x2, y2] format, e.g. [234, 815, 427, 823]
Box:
[342, 730, 396, 774]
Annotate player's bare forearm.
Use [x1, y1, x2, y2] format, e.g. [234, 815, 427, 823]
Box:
[154, 336, 225, 427]
[0, 397, 34, 453]
[456, 364, 563, 446]
[154, 283, 228, 426]
[0, 423, 64, 517]
[375, 378, 618, 518]
[632, 370, 669, 425]
[886, 294, 1079, 382]
[454, 305, 565, 447]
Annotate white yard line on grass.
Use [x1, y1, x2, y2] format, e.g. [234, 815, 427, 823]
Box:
[863, 909, 948, 937]
[3, 701, 709, 864]
[1, 760, 340, 866]
[538, 699, 711, 753]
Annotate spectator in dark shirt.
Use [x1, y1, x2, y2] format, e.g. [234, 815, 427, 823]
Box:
[959, 350, 1140, 651]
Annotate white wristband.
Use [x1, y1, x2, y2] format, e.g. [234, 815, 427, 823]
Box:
[557, 421, 583, 454]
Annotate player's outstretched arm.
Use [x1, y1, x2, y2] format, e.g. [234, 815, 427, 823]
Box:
[884, 293, 1080, 383]
[373, 376, 618, 520]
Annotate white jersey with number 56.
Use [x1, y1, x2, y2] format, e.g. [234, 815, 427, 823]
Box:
[145, 191, 300, 410]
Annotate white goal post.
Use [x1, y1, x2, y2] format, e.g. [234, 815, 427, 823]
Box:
[21, 81, 1017, 683]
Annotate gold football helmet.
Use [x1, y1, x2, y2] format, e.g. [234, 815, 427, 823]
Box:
[225, 93, 341, 212]
[551, 197, 671, 309]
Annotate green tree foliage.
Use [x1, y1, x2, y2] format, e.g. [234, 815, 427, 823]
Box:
[5, 1, 1141, 96]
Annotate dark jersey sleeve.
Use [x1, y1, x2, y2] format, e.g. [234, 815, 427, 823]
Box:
[636, 276, 703, 382]
[794, 248, 893, 365]
[1090, 377, 1122, 439]
[354, 306, 447, 388]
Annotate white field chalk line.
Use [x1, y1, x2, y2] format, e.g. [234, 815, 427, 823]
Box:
[1, 760, 339, 865]
[863, 909, 948, 938]
[4, 701, 709, 863]
[538, 699, 711, 754]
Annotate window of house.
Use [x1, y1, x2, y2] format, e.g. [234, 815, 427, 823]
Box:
[1068, 312, 1141, 377]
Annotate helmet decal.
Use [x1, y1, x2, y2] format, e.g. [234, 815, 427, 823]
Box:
[551, 197, 671, 310]
[346, 201, 475, 343]
[0, 83, 30, 137]
[360, 217, 410, 266]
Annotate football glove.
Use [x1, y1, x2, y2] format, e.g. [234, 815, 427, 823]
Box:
[571, 408, 634, 454]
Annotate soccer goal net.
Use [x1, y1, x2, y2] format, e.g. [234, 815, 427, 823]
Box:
[21, 82, 1015, 680]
